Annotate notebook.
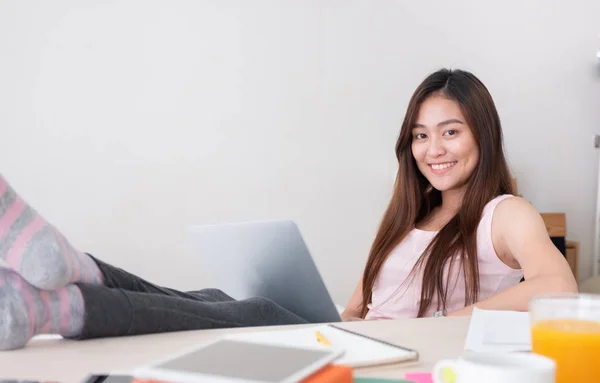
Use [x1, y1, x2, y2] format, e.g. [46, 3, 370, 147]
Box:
[464, 307, 532, 352]
[225, 324, 419, 368]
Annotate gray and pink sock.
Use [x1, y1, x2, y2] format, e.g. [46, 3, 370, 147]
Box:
[0, 174, 103, 290]
[0, 268, 84, 350]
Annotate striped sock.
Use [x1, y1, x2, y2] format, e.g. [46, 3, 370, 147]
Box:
[0, 174, 103, 290]
[0, 267, 84, 350]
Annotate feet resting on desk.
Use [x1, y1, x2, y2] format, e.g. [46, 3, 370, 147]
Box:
[0, 174, 309, 351]
[0, 175, 103, 350]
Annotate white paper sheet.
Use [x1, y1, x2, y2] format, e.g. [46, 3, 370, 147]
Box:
[464, 307, 532, 352]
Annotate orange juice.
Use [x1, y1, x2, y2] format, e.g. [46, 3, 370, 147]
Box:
[531, 319, 600, 383]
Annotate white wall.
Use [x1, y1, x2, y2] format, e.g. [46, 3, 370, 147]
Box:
[0, 1, 599, 305]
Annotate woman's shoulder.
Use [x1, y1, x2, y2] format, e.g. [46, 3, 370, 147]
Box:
[490, 195, 544, 236]
[492, 195, 536, 215]
[483, 194, 534, 214]
[481, 194, 538, 233]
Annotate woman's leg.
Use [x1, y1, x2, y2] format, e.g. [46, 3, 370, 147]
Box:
[0, 268, 307, 350]
[0, 175, 103, 290]
[75, 283, 308, 340]
[88, 254, 217, 300]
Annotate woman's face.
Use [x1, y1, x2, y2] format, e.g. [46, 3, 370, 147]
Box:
[411, 95, 479, 193]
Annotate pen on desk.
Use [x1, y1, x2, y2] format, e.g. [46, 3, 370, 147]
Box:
[315, 330, 331, 346]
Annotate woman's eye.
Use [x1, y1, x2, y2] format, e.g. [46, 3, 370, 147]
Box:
[414, 133, 427, 140]
[444, 129, 457, 136]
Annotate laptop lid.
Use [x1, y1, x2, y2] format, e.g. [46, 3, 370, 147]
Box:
[188, 220, 342, 323]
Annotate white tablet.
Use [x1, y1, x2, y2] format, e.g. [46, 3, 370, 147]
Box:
[133, 338, 344, 383]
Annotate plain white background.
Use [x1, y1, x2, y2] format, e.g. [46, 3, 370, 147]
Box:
[1, 1, 599, 305]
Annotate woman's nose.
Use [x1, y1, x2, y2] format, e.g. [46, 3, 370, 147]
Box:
[427, 137, 446, 157]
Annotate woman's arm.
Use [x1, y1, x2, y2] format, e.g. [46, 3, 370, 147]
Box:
[448, 197, 577, 317]
[341, 276, 365, 321]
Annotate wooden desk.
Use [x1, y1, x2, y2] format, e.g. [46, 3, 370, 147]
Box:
[0, 316, 470, 383]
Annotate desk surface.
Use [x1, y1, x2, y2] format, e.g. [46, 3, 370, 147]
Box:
[0, 316, 470, 383]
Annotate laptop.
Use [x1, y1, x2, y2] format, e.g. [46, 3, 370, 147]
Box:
[187, 220, 342, 323]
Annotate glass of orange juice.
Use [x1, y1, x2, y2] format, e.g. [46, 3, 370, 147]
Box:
[530, 293, 600, 383]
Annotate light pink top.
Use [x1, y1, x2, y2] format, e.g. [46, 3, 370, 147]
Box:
[365, 195, 523, 319]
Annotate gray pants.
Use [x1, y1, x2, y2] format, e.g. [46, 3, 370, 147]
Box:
[73, 256, 308, 340]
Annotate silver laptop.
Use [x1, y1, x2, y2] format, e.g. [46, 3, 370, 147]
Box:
[187, 220, 342, 323]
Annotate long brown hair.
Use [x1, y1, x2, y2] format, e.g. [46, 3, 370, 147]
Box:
[360, 68, 514, 318]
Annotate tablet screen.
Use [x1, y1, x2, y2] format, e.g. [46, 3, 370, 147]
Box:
[153, 339, 335, 382]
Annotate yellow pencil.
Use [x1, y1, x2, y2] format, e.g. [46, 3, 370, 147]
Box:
[315, 330, 331, 346]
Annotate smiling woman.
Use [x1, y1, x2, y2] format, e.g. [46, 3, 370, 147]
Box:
[341, 68, 578, 321]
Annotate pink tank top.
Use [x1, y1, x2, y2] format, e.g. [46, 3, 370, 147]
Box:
[365, 195, 523, 319]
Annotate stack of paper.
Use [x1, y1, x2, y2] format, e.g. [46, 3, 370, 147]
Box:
[464, 307, 532, 352]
